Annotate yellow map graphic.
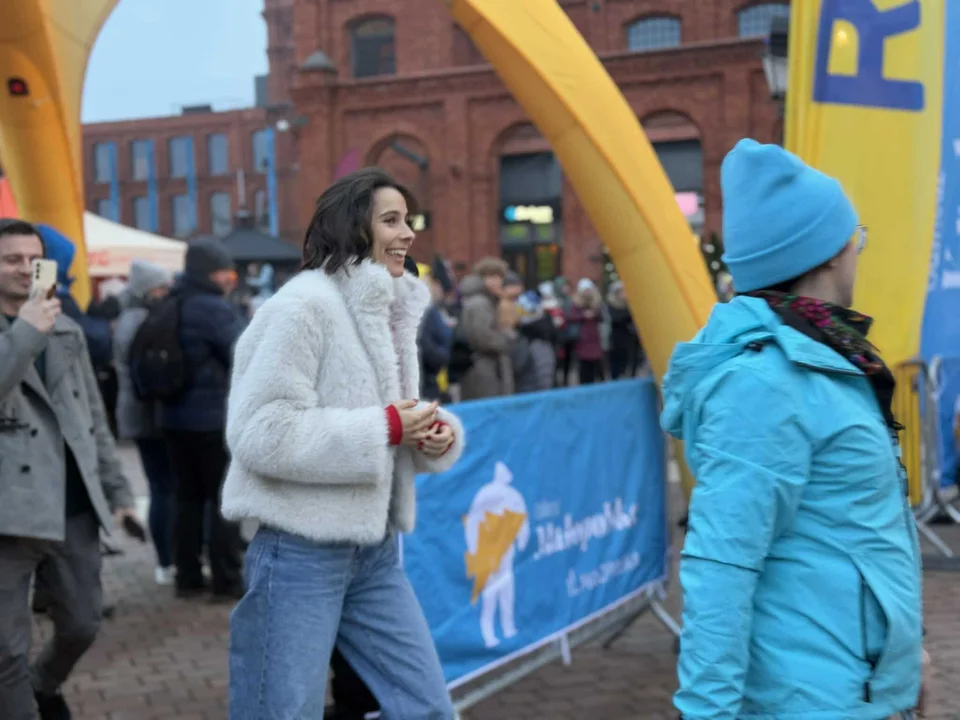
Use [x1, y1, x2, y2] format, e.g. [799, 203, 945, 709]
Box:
[464, 509, 528, 604]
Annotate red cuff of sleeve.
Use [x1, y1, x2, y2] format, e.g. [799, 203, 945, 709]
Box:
[385, 406, 403, 446]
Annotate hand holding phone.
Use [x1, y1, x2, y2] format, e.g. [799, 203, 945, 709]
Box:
[17, 296, 61, 334]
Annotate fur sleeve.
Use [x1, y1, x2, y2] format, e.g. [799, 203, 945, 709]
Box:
[226, 294, 390, 486]
[412, 406, 466, 475]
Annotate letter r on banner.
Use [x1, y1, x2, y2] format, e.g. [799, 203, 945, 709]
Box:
[814, 0, 925, 111]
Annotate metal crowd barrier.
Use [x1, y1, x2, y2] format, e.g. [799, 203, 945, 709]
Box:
[895, 358, 959, 558]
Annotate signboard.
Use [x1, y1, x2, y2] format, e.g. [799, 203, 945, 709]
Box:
[502, 204, 557, 225]
[405, 380, 668, 687]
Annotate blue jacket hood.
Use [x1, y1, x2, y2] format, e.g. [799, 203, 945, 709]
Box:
[36, 224, 76, 287]
[661, 296, 858, 440]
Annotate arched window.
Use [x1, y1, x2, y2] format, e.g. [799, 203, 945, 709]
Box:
[737, 3, 789, 38]
[350, 16, 396, 78]
[452, 23, 484, 66]
[626, 16, 681, 52]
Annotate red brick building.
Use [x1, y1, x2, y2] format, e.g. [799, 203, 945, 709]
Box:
[83, 0, 789, 284]
[83, 104, 301, 243]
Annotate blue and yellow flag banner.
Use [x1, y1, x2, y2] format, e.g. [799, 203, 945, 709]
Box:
[922, 2, 960, 485]
[785, 0, 944, 367]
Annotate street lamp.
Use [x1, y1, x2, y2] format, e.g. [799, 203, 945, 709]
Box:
[761, 15, 790, 101]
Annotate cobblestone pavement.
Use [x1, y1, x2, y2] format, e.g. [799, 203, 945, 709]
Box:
[30, 445, 960, 719]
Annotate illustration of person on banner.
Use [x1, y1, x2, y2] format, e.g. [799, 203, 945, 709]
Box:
[662, 140, 924, 719]
[464, 461, 531, 649]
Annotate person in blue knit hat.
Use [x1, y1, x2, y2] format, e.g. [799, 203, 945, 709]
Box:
[661, 139, 924, 718]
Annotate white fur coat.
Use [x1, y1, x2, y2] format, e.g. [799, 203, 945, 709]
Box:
[220, 261, 466, 544]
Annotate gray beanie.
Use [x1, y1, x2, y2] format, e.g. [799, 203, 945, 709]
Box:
[127, 260, 171, 299]
[185, 238, 234, 279]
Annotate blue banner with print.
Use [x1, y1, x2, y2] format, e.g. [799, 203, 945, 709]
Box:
[921, 1, 960, 486]
[404, 379, 668, 687]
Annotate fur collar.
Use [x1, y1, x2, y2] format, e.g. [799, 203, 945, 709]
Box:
[303, 260, 430, 401]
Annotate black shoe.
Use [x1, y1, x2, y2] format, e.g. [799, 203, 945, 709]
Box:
[35, 690, 71, 720]
[175, 583, 207, 599]
[210, 586, 245, 604]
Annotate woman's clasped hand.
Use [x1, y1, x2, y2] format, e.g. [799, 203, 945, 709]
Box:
[391, 400, 455, 457]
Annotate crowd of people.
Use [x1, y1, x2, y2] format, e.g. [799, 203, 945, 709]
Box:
[418, 258, 646, 405]
[0, 138, 931, 720]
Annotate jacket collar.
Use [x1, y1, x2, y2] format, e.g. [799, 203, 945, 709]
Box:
[734, 297, 863, 376]
[328, 260, 430, 400]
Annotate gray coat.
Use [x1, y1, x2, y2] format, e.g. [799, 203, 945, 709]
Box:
[113, 303, 162, 439]
[0, 314, 133, 541]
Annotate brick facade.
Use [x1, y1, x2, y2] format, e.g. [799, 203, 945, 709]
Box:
[82, 0, 787, 282]
[284, 0, 786, 281]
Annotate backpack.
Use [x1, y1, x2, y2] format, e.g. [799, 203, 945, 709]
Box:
[128, 295, 191, 402]
[446, 327, 474, 384]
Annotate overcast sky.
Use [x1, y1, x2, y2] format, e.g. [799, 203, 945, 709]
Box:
[82, 0, 268, 123]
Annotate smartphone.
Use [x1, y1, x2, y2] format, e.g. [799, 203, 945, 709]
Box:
[30, 259, 57, 300]
[122, 515, 148, 543]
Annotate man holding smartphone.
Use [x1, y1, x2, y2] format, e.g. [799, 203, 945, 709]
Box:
[0, 219, 139, 720]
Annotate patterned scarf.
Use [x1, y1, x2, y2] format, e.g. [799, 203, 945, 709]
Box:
[748, 291, 899, 430]
[748, 292, 883, 374]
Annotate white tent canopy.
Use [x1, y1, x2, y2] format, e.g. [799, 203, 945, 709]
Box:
[83, 212, 187, 278]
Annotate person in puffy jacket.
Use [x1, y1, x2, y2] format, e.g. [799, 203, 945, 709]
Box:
[661, 139, 922, 719]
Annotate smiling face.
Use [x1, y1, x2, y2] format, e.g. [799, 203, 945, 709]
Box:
[0, 232, 44, 308]
[369, 187, 415, 278]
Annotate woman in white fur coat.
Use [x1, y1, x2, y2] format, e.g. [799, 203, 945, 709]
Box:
[222, 168, 465, 720]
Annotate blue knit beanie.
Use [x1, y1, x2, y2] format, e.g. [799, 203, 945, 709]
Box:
[720, 139, 858, 293]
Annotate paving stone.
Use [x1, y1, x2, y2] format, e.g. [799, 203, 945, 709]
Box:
[26, 445, 960, 718]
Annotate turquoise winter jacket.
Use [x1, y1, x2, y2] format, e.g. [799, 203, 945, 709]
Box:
[661, 297, 922, 719]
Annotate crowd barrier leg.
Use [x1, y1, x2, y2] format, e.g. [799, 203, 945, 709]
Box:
[601, 581, 681, 651]
[901, 359, 956, 557]
[451, 580, 679, 714]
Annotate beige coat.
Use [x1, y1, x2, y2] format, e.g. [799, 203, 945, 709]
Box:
[458, 274, 514, 401]
[0, 314, 132, 541]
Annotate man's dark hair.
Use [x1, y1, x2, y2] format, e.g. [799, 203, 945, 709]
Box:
[301, 167, 418, 275]
[0, 218, 40, 242]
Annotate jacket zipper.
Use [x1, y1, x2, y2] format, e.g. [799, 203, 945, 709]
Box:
[860, 573, 875, 703]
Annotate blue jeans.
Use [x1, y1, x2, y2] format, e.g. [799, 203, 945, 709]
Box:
[136, 437, 174, 568]
[229, 527, 453, 720]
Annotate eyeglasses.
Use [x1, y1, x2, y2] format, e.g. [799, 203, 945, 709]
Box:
[854, 225, 868, 255]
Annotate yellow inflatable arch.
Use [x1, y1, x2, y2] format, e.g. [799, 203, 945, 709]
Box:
[0, 0, 716, 370]
[1, 0, 717, 495]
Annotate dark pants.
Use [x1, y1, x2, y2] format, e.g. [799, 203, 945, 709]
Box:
[165, 429, 242, 594]
[578, 359, 603, 385]
[558, 341, 577, 387]
[96, 368, 118, 440]
[137, 437, 175, 569]
[329, 647, 379, 718]
[0, 513, 102, 719]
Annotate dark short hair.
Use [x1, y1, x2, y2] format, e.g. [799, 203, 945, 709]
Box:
[0, 218, 40, 242]
[301, 168, 419, 275]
